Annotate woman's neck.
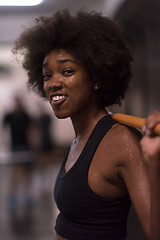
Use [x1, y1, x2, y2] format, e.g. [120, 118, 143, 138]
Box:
[71, 108, 108, 142]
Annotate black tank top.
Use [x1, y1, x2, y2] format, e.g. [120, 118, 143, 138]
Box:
[54, 115, 131, 240]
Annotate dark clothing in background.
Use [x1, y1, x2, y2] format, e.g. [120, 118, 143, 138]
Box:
[3, 111, 30, 152]
[38, 113, 53, 152]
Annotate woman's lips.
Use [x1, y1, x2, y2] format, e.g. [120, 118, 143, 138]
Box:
[51, 94, 67, 105]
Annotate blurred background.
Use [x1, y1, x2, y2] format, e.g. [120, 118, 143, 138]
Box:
[0, 0, 159, 239]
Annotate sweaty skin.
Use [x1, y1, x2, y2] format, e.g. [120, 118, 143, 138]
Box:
[43, 49, 151, 240]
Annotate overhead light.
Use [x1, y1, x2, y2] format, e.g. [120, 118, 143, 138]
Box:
[0, 0, 43, 6]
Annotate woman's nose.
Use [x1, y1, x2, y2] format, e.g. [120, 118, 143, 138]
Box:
[47, 74, 62, 91]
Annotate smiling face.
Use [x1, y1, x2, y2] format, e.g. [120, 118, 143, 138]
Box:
[43, 48, 99, 119]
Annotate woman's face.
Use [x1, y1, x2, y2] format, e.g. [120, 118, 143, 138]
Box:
[43, 48, 98, 119]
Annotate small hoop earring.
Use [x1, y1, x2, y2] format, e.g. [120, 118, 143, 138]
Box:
[94, 85, 99, 90]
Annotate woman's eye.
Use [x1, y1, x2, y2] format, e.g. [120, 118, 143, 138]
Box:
[43, 74, 52, 81]
[63, 69, 74, 76]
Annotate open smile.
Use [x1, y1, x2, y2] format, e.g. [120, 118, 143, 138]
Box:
[50, 94, 68, 105]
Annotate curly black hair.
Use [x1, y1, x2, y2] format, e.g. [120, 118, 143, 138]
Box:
[13, 9, 133, 107]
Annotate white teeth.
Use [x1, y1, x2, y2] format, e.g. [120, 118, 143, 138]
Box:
[52, 95, 65, 101]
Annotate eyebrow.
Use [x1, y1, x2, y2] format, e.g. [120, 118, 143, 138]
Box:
[57, 59, 76, 64]
[42, 58, 76, 67]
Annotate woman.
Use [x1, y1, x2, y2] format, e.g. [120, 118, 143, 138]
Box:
[141, 110, 160, 240]
[13, 9, 151, 240]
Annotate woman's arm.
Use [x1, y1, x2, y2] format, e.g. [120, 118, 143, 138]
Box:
[140, 110, 160, 240]
[116, 126, 150, 238]
[106, 123, 151, 238]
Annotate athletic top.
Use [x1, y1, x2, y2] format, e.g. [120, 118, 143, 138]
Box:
[54, 115, 131, 240]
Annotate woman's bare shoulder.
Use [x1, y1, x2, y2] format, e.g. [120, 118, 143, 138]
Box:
[110, 123, 142, 140]
[102, 123, 143, 166]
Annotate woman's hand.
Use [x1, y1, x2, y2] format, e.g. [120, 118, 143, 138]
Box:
[141, 110, 160, 164]
[140, 110, 160, 240]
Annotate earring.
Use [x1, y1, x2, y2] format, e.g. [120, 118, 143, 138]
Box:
[94, 85, 99, 90]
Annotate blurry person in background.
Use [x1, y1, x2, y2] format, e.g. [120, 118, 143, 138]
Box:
[13, 9, 152, 240]
[3, 95, 34, 231]
[3, 96, 31, 152]
[37, 109, 54, 165]
[141, 110, 160, 240]
[38, 111, 53, 153]
[35, 109, 55, 195]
